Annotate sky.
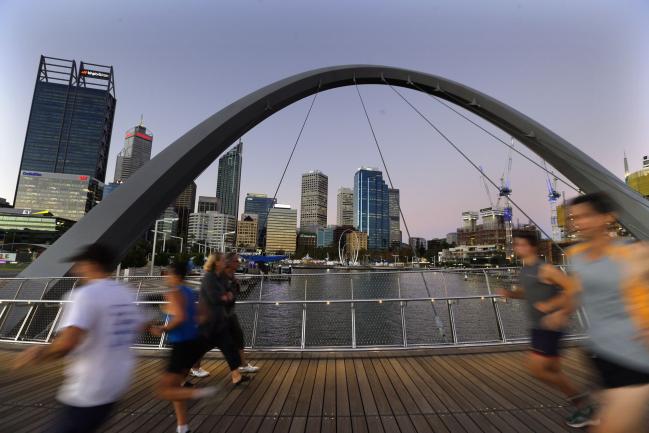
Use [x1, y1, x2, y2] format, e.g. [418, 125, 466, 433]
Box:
[1, 0, 648, 239]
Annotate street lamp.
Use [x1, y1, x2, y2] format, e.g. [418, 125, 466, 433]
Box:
[150, 217, 178, 275]
[150, 230, 184, 255]
[221, 231, 236, 253]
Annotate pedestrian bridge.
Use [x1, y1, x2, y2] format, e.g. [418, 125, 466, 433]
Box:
[0, 344, 594, 433]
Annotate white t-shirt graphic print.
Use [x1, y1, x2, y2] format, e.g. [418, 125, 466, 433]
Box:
[56, 279, 143, 407]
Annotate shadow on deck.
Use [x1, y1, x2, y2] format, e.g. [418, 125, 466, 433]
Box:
[0, 346, 595, 433]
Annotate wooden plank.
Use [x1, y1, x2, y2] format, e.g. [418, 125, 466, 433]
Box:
[323, 359, 336, 417]
[280, 359, 309, 417]
[294, 360, 318, 416]
[335, 359, 351, 417]
[360, 359, 393, 416]
[288, 416, 307, 433]
[351, 359, 379, 416]
[265, 359, 301, 417]
[308, 359, 327, 417]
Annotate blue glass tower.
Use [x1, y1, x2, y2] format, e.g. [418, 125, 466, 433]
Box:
[244, 193, 277, 247]
[354, 168, 390, 250]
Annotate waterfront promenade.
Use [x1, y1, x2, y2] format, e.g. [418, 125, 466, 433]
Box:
[0, 345, 594, 433]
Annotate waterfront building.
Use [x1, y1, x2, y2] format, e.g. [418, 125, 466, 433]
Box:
[354, 167, 390, 250]
[297, 233, 317, 256]
[345, 231, 368, 255]
[15, 56, 115, 201]
[236, 214, 258, 251]
[316, 225, 336, 248]
[244, 193, 276, 246]
[336, 187, 354, 227]
[114, 121, 153, 183]
[188, 211, 237, 252]
[198, 196, 221, 213]
[216, 141, 243, 219]
[625, 155, 649, 198]
[300, 170, 328, 233]
[0, 208, 74, 245]
[265, 204, 297, 254]
[446, 232, 458, 245]
[14, 171, 103, 221]
[388, 188, 401, 248]
[409, 237, 427, 252]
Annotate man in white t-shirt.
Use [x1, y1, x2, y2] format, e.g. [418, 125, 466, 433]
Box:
[14, 243, 145, 433]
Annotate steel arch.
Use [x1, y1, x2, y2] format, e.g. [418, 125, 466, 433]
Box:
[19, 64, 649, 279]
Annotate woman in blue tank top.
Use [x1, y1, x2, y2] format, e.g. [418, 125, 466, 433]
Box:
[151, 262, 217, 433]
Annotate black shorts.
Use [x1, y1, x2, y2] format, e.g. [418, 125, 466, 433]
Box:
[53, 402, 115, 433]
[167, 339, 205, 374]
[530, 328, 563, 357]
[228, 314, 245, 350]
[591, 353, 649, 389]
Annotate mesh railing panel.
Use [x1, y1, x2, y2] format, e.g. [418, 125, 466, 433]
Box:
[305, 303, 352, 347]
[453, 298, 502, 343]
[254, 303, 302, 347]
[404, 300, 453, 345]
[355, 301, 403, 346]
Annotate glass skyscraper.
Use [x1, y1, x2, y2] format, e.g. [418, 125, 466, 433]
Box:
[244, 193, 276, 247]
[216, 140, 243, 219]
[114, 120, 153, 182]
[388, 188, 401, 248]
[354, 168, 390, 250]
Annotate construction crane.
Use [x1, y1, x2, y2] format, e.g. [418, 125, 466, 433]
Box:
[497, 138, 514, 261]
[479, 165, 494, 208]
[543, 161, 563, 241]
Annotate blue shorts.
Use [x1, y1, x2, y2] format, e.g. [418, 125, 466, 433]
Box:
[530, 328, 563, 357]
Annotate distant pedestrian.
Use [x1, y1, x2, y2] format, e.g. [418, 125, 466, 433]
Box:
[223, 252, 259, 373]
[13, 243, 146, 433]
[499, 233, 595, 428]
[567, 192, 649, 433]
[151, 262, 216, 433]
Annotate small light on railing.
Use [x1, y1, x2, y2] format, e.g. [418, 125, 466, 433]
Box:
[378, 299, 383, 304]
[480, 296, 485, 301]
[326, 301, 330, 305]
[430, 298, 435, 303]
[275, 302, 280, 306]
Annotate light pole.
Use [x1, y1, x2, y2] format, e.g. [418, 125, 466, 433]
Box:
[150, 217, 178, 275]
[151, 230, 184, 254]
[221, 231, 236, 253]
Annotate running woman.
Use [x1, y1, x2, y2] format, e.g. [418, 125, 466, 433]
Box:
[151, 262, 217, 433]
[567, 192, 649, 433]
[13, 243, 145, 433]
[223, 252, 259, 373]
[499, 232, 594, 428]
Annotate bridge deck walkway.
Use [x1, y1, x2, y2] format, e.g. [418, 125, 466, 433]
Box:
[0, 346, 595, 433]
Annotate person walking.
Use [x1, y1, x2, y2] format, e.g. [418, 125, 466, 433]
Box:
[151, 262, 217, 433]
[223, 252, 259, 373]
[499, 233, 595, 428]
[567, 192, 649, 433]
[13, 243, 145, 433]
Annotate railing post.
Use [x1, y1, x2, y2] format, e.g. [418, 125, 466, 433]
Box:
[484, 270, 507, 343]
[14, 280, 25, 300]
[39, 279, 52, 300]
[401, 300, 408, 347]
[351, 278, 356, 349]
[300, 279, 307, 350]
[251, 276, 263, 348]
[159, 315, 170, 349]
[447, 300, 458, 344]
[14, 305, 34, 341]
[45, 303, 64, 342]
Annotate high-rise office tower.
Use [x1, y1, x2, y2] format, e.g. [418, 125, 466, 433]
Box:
[300, 170, 328, 233]
[388, 188, 401, 248]
[172, 182, 197, 240]
[188, 211, 237, 252]
[265, 204, 297, 254]
[244, 193, 276, 247]
[15, 56, 116, 214]
[114, 119, 153, 183]
[354, 167, 390, 250]
[337, 187, 354, 226]
[236, 214, 258, 250]
[216, 140, 243, 219]
[197, 196, 221, 213]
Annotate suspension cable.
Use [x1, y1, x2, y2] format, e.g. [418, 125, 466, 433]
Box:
[354, 83, 419, 259]
[408, 82, 580, 194]
[387, 83, 565, 254]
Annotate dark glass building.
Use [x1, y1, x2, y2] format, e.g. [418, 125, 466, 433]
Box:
[354, 168, 390, 250]
[244, 193, 276, 247]
[15, 56, 116, 203]
[216, 141, 243, 219]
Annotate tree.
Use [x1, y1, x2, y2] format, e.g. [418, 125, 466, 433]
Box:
[121, 240, 150, 269]
[154, 252, 170, 267]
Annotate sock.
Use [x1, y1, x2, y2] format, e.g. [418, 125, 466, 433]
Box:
[177, 425, 189, 433]
[192, 386, 217, 399]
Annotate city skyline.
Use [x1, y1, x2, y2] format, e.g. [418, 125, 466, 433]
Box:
[1, 1, 648, 239]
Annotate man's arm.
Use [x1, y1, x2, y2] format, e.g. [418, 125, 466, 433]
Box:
[13, 326, 87, 369]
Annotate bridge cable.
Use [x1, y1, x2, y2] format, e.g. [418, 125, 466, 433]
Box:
[407, 82, 580, 194]
[354, 83, 444, 331]
[387, 83, 566, 254]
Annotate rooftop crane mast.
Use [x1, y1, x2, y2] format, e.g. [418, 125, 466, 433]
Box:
[497, 138, 514, 261]
[543, 161, 563, 241]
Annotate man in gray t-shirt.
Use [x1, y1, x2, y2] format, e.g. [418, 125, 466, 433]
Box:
[14, 243, 145, 433]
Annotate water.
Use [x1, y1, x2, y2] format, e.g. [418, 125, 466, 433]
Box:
[230, 269, 546, 348]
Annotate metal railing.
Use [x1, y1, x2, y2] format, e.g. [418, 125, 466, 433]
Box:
[0, 269, 587, 351]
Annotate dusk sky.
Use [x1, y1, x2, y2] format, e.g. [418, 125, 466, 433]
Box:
[1, 0, 648, 239]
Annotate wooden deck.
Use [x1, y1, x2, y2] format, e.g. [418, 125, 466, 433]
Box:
[0, 346, 595, 433]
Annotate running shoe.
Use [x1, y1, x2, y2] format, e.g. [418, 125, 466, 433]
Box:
[239, 363, 260, 373]
[566, 405, 599, 428]
[189, 367, 210, 378]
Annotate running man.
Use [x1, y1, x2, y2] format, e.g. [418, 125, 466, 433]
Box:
[499, 232, 594, 428]
[223, 252, 259, 374]
[13, 243, 145, 433]
[567, 192, 649, 433]
[151, 262, 216, 433]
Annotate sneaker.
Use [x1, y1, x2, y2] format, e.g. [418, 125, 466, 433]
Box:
[239, 363, 260, 373]
[190, 368, 210, 378]
[566, 405, 599, 428]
